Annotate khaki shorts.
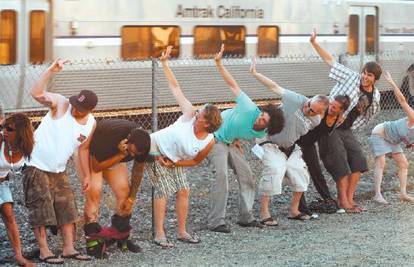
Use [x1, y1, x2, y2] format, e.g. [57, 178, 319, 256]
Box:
[23, 166, 78, 227]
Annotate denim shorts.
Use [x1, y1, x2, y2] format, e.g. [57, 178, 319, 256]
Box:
[370, 134, 403, 157]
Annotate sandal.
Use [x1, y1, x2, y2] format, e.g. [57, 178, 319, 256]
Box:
[154, 237, 174, 248]
[287, 213, 310, 221]
[260, 217, 278, 226]
[62, 252, 92, 261]
[39, 255, 64, 265]
[177, 233, 201, 244]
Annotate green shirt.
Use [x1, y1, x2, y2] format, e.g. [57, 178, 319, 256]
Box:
[214, 91, 266, 144]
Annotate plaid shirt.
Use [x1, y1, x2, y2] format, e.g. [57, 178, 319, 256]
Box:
[328, 62, 380, 130]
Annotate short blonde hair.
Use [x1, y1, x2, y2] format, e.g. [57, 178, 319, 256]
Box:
[203, 104, 222, 133]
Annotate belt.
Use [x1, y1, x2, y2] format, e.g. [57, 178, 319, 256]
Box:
[258, 141, 273, 146]
[279, 145, 295, 157]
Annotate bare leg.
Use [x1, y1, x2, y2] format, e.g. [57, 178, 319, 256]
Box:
[176, 189, 190, 237]
[373, 155, 388, 204]
[84, 170, 104, 223]
[288, 192, 304, 217]
[105, 164, 130, 216]
[337, 176, 353, 210]
[392, 153, 414, 202]
[154, 197, 167, 238]
[347, 172, 361, 207]
[1, 203, 35, 266]
[259, 195, 272, 220]
[34, 226, 63, 263]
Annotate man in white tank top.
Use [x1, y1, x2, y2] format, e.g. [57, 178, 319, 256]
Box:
[22, 59, 97, 264]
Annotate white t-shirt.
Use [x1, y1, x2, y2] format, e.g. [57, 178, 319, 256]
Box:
[28, 105, 95, 173]
[151, 115, 213, 163]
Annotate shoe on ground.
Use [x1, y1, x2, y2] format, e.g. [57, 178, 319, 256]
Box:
[117, 239, 143, 253]
[210, 224, 231, 233]
[237, 220, 264, 228]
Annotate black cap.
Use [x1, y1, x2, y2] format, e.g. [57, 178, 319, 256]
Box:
[69, 90, 98, 112]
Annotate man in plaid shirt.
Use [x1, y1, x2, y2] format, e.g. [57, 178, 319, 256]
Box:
[310, 30, 382, 213]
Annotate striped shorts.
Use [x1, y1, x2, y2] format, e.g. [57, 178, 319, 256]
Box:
[145, 162, 189, 198]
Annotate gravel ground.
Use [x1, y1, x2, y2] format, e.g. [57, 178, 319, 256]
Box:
[2, 109, 414, 266]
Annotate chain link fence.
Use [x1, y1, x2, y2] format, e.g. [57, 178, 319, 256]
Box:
[1, 51, 414, 129]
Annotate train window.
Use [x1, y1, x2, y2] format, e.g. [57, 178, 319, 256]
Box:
[257, 26, 279, 57]
[365, 15, 376, 54]
[121, 26, 180, 60]
[30, 11, 46, 64]
[194, 26, 246, 58]
[0, 10, 17, 65]
[348, 14, 359, 55]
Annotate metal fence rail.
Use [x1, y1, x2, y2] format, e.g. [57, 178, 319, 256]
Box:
[2, 51, 414, 130]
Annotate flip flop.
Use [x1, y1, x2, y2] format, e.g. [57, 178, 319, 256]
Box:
[62, 252, 92, 261]
[154, 237, 174, 248]
[287, 213, 310, 221]
[345, 207, 362, 213]
[39, 255, 64, 265]
[260, 217, 278, 226]
[177, 233, 201, 244]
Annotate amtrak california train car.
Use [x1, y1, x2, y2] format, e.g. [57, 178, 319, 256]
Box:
[1, 0, 414, 64]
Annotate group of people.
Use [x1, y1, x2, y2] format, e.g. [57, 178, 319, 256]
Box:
[1, 30, 414, 266]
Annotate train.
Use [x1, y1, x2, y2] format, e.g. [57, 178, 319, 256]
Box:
[1, 0, 414, 65]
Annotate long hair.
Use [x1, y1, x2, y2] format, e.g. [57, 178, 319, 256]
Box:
[5, 113, 34, 159]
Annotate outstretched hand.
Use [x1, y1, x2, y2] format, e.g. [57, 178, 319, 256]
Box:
[250, 56, 257, 75]
[160, 46, 173, 63]
[384, 71, 395, 85]
[48, 59, 67, 73]
[310, 28, 317, 43]
[215, 44, 225, 63]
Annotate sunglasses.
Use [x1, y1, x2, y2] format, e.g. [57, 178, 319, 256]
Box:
[2, 125, 15, 132]
[307, 101, 317, 115]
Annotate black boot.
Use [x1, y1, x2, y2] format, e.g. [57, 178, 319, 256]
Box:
[84, 222, 107, 259]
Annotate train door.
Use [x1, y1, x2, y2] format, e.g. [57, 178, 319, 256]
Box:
[347, 6, 378, 68]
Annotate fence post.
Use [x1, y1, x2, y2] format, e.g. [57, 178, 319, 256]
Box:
[151, 58, 158, 238]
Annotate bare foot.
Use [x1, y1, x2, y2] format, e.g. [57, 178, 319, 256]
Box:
[16, 256, 36, 267]
[400, 194, 414, 202]
[373, 195, 389, 204]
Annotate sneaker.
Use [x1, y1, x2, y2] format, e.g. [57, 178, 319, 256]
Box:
[237, 220, 264, 229]
[210, 224, 231, 233]
[117, 239, 143, 253]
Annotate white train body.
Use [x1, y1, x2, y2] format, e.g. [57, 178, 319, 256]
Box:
[1, 0, 414, 64]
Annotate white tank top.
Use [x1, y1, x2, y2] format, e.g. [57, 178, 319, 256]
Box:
[0, 141, 25, 178]
[27, 105, 95, 173]
[151, 115, 214, 163]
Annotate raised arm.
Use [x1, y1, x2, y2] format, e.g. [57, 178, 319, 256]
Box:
[310, 29, 335, 67]
[30, 59, 67, 109]
[384, 71, 414, 124]
[160, 46, 196, 119]
[214, 44, 241, 97]
[250, 56, 284, 96]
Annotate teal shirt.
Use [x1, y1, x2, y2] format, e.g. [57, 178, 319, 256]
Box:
[214, 91, 266, 144]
